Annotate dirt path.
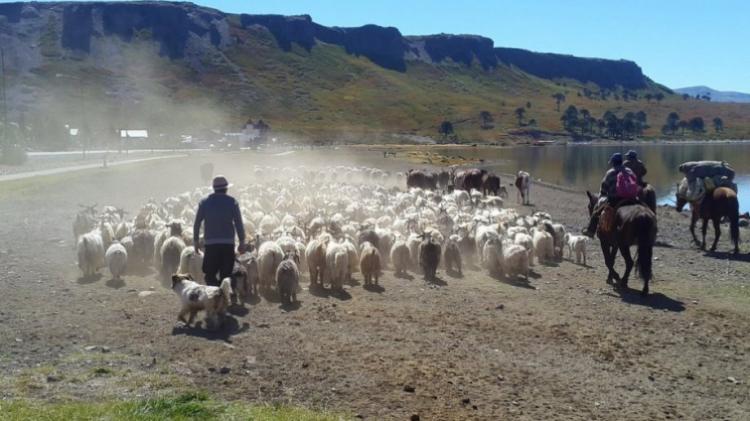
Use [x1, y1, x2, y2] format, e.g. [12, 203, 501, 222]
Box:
[1, 150, 748, 420]
[0, 154, 187, 182]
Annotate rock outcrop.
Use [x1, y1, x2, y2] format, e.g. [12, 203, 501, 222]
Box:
[407, 35, 497, 69]
[0, 1, 650, 89]
[495, 47, 646, 89]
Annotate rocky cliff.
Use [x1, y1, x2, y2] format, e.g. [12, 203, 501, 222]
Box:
[494, 47, 646, 89]
[0, 2, 649, 88]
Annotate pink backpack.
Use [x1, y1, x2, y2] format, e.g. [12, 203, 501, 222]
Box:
[616, 168, 639, 199]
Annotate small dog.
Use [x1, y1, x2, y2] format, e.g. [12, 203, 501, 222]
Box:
[171, 274, 232, 330]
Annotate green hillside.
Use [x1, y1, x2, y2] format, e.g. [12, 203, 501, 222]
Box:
[5, 4, 750, 146]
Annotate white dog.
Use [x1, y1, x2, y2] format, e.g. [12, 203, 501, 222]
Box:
[171, 274, 232, 330]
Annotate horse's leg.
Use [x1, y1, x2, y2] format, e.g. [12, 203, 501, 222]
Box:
[600, 241, 619, 283]
[700, 218, 708, 250]
[618, 244, 633, 289]
[599, 241, 614, 284]
[689, 211, 700, 246]
[710, 217, 721, 252]
[609, 245, 621, 282]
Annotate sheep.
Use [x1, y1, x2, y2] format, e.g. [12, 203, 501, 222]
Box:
[239, 252, 260, 298]
[120, 235, 134, 256]
[406, 233, 422, 271]
[77, 231, 105, 278]
[359, 241, 382, 286]
[515, 171, 531, 205]
[113, 220, 129, 241]
[506, 226, 528, 239]
[305, 237, 328, 287]
[512, 232, 535, 267]
[153, 230, 168, 268]
[482, 237, 504, 277]
[99, 221, 115, 250]
[358, 228, 380, 250]
[342, 238, 359, 281]
[276, 251, 301, 304]
[258, 240, 284, 291]
[475, 224, 499, 261]
[105, 241, 128, 281]
[178, 246, 204, 283]
[443, 237, 462, 276]
[85, 165, 578, 306]
[325, 241, 349, 290]
[160, 235, 186, 280]
[564, 233, 589, 265]
[73, 205, 98, 243]
[229, 261, 250, 305]
[456, 231, 475, 266]
[390, 239, 411, 276]
[418, 234, 442, 281]
[503, 242, 530, 279]
[375, 228, 394, 268]
[531, 227, 554, 264]
[131, 228, 155, 268]
[542, 221, 566, 260]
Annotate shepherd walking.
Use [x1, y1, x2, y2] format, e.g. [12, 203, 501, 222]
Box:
[194, 175, 247, 286]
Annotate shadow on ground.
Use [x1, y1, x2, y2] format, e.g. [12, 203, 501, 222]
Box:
[608, 288, 686, 312]
[171, 315, 250, 342]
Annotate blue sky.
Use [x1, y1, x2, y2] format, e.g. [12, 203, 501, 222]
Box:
[65, 0, 750, 92]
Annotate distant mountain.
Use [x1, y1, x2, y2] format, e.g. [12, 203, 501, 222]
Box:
[0, 1, 748, 144]
[675, 86, 750, 103]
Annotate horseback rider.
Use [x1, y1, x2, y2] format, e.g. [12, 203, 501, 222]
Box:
[624, 150, 647, 186]
[583, 153, 639, 237]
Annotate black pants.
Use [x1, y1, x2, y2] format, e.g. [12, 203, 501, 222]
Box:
[203, 244, 235, 286]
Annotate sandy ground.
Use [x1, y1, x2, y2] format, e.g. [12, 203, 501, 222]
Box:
[1, 150, 749, 420]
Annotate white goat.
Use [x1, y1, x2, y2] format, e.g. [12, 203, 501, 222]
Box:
[564, 233, 589, 265]
[77, 231, 105, 278]
[105, 241, 128, 281]
[179, 246, 204, 282]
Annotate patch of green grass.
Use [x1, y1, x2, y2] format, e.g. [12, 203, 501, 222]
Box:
[0, 393, 349, 420]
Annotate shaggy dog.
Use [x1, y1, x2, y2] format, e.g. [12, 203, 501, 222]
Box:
[171, 274, 232, 330]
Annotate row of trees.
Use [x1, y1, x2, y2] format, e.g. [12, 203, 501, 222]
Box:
[478, 103, 536, 130]
[560, 106, 649, 139]
[438, 95, 727, 140]
[555, 89, 668, 105]
[661, 113, 724, 135]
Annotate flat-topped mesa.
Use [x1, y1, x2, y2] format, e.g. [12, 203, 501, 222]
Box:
[241, 14, 406, 71]
[315, 24, 406, 71]
[3, 1, 228, 58]
[0, 2, 651, 89]
[406, 34, 498, 69]
[495, 47, 647, 89]
[240, 14, 316, 51]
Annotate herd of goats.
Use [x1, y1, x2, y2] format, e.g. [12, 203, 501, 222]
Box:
[73, 165, 590, 321]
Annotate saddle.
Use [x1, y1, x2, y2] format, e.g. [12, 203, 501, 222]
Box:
[597, 204, 617, 236]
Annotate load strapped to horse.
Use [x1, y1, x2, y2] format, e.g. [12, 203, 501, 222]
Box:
[675, 160, 740, 253]
[676, 161, 737, 203]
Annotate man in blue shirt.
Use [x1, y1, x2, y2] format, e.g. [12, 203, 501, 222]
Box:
[194, 175, 247, 286]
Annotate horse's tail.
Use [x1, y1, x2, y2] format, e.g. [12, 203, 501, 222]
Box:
[730, 197, 740, 248]
[636, 215, 655, 282]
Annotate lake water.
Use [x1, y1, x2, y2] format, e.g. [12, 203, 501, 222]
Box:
[446, 143, 750, 212]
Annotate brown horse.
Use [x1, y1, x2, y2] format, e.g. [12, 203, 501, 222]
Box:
[639, 184, 657, 213]
[675, 187, 739, 253]
[587, 192, 658, 295]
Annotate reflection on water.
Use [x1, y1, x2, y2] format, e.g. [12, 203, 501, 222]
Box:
[444, 143, 750, 212]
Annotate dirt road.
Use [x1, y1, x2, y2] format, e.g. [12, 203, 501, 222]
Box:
[1, 150, 748, 420]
